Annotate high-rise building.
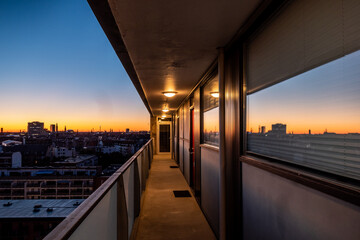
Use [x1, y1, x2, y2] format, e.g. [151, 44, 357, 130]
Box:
[27, 121, 45, 136]
[56, 123, 58, 132]
[261, 126, 266, 134]
[271, 123, 287, 135]
[50, 124, 56, 133]
[126, 128, 130, 133]
[0, 128, 3, 134]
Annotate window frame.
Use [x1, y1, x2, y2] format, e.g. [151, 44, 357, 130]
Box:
[240, 0, 360, 205]
[200, 69, 220, 147]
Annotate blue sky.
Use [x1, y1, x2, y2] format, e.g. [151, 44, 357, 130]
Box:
[0, 0, 149, 131]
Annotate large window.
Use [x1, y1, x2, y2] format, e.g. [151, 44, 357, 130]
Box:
[247, 50, 360, 180]
[202, 75, 219, 146]
[246, 0, 360, 181]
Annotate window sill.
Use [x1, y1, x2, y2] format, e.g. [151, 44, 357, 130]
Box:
[240, 155, 360, 207]
[200, 144, 219, 152]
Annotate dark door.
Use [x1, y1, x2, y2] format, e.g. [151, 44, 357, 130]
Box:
[190, 109, 195, 187]
[159, 124, 170, 152]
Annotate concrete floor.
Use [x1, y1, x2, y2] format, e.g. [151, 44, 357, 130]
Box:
[134, 154, 216, 240]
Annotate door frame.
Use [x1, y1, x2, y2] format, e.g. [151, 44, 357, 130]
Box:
[157, 118, 172, 155]
[190, 107, 195, 188]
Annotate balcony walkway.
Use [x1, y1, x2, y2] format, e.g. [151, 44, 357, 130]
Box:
[134, 154, 216, 240]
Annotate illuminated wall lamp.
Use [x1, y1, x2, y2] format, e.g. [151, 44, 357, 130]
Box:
[210, 92, 219, 98]
[162, 91, 177, 97]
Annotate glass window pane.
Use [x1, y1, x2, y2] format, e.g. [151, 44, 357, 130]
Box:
[204, 107, 219, 146]
[203, 76, 219, 111]
[203, 75, 219, 146]
[247, 50, 360, 180]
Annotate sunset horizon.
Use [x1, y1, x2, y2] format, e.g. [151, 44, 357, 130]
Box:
[0, 1, 149, 133]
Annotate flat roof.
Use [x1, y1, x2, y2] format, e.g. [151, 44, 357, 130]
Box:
[0, 199, 84, 219]
[55, 155, 96, 164]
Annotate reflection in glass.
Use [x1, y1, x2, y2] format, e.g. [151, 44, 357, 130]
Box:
[247, 50, 360, 180]
[203, 75, 219, 146]
[204, 107, 219, 145]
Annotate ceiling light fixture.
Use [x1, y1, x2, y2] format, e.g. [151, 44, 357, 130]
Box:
[210, 92, 219, 98]
[162, 103, 169, 113]
[162, 91, 177, 97]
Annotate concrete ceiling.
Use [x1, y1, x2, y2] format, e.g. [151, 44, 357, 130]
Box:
[89, 0, 261, 116]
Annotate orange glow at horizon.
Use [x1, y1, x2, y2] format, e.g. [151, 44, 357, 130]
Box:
[247, 97, 360, 134]
[247, 49, 360, 135]
[0, 99, 150, 132]
[1, 119, 150, 133]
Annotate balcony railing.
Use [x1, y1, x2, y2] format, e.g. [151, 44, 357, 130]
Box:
[44, 139, 153, 240]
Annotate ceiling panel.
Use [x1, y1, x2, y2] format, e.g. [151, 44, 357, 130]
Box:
[106, 0, 261, 115]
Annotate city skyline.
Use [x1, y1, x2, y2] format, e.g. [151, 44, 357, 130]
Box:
[247, 50, 360, 135]
[0, 121, 146, 133]
[247, 122, 359, 135]
[0, 121, 147, 133]
[0, 1, 149, 132]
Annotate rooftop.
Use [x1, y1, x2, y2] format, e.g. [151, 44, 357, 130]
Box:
[55, 155, 96, 164]
[0, 199, 84, 219]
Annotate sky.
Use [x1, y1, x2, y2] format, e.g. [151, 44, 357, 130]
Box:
[0, 0, 150, 132]
[248, 50, 360, 134]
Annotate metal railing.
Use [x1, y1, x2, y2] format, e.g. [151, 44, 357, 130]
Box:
[44, 139, 153, 240]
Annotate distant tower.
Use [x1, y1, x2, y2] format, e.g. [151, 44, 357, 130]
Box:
[56, 123, 58, 132]
[261, 126, 266, 134]
[50, 124, 56, 133]
[64, 126, 67, 132]
[27, 121, 45, 136]
[0, 128, 3, 134]
[309, 129, 311, 135]
[126, 128, 130, 133]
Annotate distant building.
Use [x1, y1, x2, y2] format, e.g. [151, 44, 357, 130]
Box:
[261, 126, 266, 134]
[52, 147, 75, 158]
[56, 123, 58, 132]
[0, 128, 3, 134]
[99, 145, 121, 154]
[0, 166, 100, 200]
[119, 144, 135, 156]
[50, 124, 56, 133]
[2, 144, 48, 167]
[28, 121, 45, 136]
[1, 140, 22, 147]
[126, 128, 130, 133]
[0, 152, 22, 168]
[54, 155, 98, 167]
[0, 199, 84, 240]
[270, 123, 287, 135]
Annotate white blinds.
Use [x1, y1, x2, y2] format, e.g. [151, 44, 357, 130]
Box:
[247, 0, 360, 93]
